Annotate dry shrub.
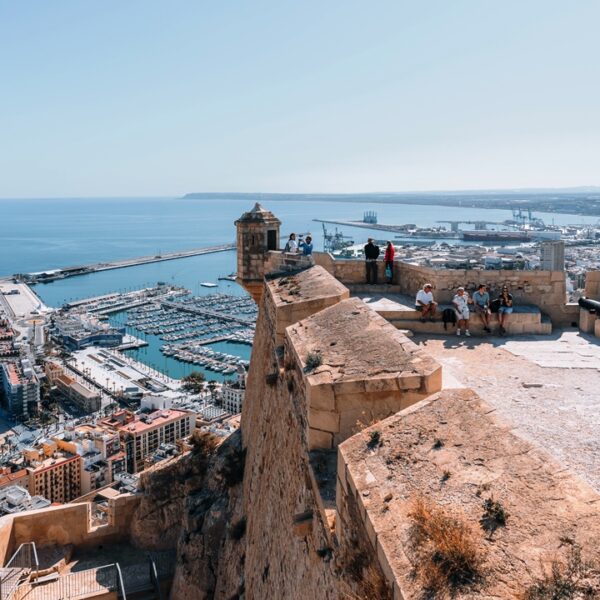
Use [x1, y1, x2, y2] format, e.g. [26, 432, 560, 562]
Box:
[340, 564, 392, 600]
[408, 496, 484, 596]
[521, 545, 600, 599]
[190, 430, 219, 456]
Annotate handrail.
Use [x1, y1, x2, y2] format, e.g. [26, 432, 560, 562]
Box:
[148, 554, 163, 600]
[114, 562, 127, 600]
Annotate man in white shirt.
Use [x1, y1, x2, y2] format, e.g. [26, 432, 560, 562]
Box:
[452, 287, 472, 336]
[415, 283, 437, 322]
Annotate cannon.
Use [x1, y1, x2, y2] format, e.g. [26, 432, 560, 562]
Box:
[578, 297, 600, 312]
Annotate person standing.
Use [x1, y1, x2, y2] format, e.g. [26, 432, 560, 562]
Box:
[453, 287, 471, 336]
[284, 233, 298, 253]
[364, 238, 380, 284]
[473, 284, 491, 333]
[415, 283, 437, 322]
[299, 235, 313, 256]
[383, 241, 395, 284]
[498, 285, 513, 335]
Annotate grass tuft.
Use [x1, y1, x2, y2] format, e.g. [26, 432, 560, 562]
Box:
[408, 496, 484, 594]
[521, 545, 600, 599]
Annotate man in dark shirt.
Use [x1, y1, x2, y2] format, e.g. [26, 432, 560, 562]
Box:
[364, 238, 380, 284]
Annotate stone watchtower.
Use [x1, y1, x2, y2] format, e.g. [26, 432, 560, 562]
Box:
[235, 203, 281, 302]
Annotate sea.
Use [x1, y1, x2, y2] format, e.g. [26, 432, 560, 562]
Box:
[0, 196, 593, 381]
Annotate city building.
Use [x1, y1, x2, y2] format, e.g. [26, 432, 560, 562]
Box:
[0, 467, 28, 490]
[0, 485, 51, 516]
[52, 313, 125, 350]
[116, 409, 195, 473]
[25, 446, 82, 503]
[221, 366, 246, 415]
[541, 240, 566, 271]
[0, 359, 40, 417]
[55, 423, 126, 494]
[54, 373, 101, 413]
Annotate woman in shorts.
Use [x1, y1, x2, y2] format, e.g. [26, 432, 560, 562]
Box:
[498, 285, 513, 335]
[452, 287, 471, 336]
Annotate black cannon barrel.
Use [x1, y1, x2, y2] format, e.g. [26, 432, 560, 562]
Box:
[578, 297, 600, 311]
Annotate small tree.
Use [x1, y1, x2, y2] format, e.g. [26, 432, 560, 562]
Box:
[182, 371, 206, 394]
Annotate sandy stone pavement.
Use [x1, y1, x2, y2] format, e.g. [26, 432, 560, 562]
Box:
[415, 329, 600, 492]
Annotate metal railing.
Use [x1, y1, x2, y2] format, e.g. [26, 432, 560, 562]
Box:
[0, 542, 39, 600]
[114, 563, 127, 600]
[0, 548, 175, 600]
[148, 555, 162, 600]
[10, 563, 121, 600]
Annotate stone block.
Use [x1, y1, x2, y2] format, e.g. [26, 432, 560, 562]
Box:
[580, 308, 597, 334]
[397, 372, 422, 390]
[306, 382, 336, 412]
[309, 428, 333, 450]
[334, 379, 367, 395]
[364, 373, 401, 393]
[423, 365, 443, 394]
[376, 536, 397, 590]
[308, 408, 340, 433]
[596, 318, 600, 338]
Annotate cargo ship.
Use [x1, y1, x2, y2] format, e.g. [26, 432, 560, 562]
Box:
[460, 230, 530, 242]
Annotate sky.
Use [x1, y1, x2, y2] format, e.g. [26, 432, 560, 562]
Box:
[1, 1, 599, 198]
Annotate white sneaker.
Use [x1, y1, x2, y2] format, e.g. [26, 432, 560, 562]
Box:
[465, 330, 471, 337]
[456, 329, 461, 336]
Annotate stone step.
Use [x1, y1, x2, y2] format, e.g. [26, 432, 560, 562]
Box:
[346, 283, 402, 294]
[384, 308, 543, 325]
[388, 316, 552, 336]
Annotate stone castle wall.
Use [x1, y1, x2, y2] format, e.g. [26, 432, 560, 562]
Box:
[0, 494, 140, 561]
[310, 251, 577, 325]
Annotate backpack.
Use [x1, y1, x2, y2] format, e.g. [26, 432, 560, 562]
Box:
[490, 299, 501, 314]
[442, 308, 457, 330]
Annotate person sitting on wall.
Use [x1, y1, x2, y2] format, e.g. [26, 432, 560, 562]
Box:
[383, 241, 395, 284]
[453, 286, 471, 336]
[284, 233, 298, 253]
[415, 283, 437, 322]
[473, 283, 491, 333]
[298, 234, 313, 256]
[364, 238, 380, 285]
[497, 285, 513, 335]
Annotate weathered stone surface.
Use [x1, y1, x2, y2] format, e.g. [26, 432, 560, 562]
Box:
[338, 389, 600, 599]
[286, 298, 442, 447]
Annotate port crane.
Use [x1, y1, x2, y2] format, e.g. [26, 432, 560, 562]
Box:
[321, 223, 354, 252]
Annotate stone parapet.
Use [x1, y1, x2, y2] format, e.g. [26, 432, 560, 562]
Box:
[285, 297, 442, 450]
[337, 389, 600, 599]
[265, 265, 350, 346]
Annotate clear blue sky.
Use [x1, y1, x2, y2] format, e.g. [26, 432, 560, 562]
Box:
[1, 1, 598, 197]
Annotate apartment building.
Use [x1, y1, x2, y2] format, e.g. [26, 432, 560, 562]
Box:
[117, 409, 194, 473]
[0, 360, 40, 417]
[23, 439, 82, 503]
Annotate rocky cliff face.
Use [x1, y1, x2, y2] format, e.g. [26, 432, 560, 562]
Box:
[130, 431, 246, 599]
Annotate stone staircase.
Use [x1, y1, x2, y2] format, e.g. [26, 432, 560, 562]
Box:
[354, 290, 552, 336]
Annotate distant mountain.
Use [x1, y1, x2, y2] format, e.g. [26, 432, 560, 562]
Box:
[182, 188, 600, 216]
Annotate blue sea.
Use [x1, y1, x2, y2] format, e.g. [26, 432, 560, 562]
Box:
[0, 196, 591, 380]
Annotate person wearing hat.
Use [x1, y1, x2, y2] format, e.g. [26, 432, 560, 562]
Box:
[364, 238, 380, 284]
[415, 283, 437, 322]
[452, 286, 471, 336]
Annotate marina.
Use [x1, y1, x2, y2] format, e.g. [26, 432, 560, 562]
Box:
[118, 292, 256, 377]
